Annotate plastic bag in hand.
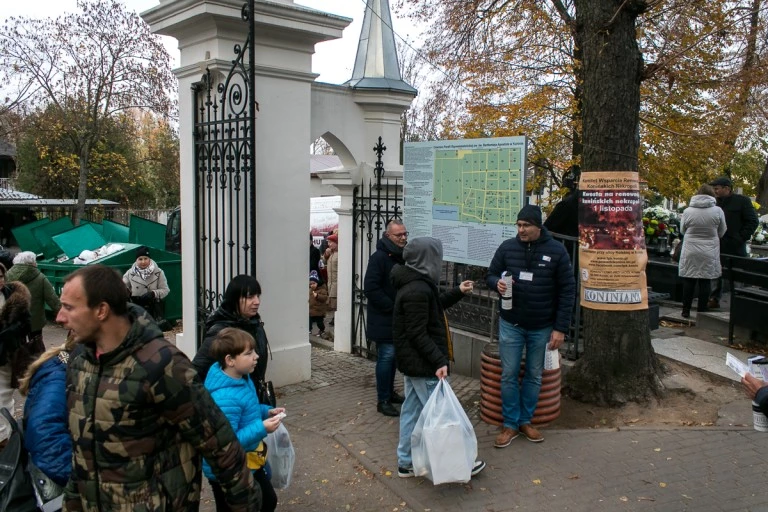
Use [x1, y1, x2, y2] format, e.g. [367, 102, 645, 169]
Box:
[265, 423, 295, 489]
[411, 379, 477, 484]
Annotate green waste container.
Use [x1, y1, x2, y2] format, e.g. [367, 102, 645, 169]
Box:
[37, 234, 182, 323]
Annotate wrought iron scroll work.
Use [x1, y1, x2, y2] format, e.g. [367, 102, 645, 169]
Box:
[351, 140, 402, 357]
[193, 1, 257, 344]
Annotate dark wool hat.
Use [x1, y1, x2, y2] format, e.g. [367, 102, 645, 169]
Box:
[517, 204, 543, 228]
[136, 245, 150, 258]
[309, 270, 321, 284]
[709, 176, 733, 188]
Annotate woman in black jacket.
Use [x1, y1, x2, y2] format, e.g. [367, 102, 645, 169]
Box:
[390, 237, 484, 479]
[192, 275, 270, 385]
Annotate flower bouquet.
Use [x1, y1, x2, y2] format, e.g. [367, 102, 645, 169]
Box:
[642, 206, 680, 254]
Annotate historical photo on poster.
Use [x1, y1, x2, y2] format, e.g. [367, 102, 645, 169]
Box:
[579, 172, 648, 310]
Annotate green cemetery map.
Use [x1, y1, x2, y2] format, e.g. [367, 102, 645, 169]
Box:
[433, 148, 524, 224]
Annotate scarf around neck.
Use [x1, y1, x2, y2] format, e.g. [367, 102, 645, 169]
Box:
[133, 260, 155, 281]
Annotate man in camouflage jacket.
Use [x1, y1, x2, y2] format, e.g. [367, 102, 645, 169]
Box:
[57, 265, 260, 511]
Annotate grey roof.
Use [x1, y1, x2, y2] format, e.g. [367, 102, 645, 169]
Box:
[0, 196, 119, 207]
[346, 0, 416, 95]
[310, 154, 342, 172]
[0, 139, 15, 158]
[0, 188, 39, 200]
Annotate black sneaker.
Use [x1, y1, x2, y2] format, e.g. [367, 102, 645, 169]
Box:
[390, 392, 405, 404]
[471, 460, 486, 477]
[377, 401, 399, 417]
[397, 466, 415, 478]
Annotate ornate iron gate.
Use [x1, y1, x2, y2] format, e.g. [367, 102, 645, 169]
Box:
[351, 138, 402, 356]
[193, 1, 257, 343]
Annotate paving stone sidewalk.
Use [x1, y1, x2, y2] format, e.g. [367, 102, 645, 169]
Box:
[274, 347, 768, 512]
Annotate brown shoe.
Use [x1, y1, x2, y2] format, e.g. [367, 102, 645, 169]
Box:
[707, 298, 720, 309]
[494, 427, 519, 448]
[520, 424, 544, 443]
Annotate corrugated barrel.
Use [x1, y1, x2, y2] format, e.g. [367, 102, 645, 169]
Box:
[480, 343, 561, 427]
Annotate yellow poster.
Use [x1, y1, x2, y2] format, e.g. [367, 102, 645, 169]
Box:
[578, 172, 648, 310]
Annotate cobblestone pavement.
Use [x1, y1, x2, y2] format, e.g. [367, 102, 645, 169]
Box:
[271, 347, 768, 512]
[26, 326, 768, 511]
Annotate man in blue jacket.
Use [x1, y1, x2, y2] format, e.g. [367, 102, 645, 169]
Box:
[486, 205, 575, 447]
[365, 219, 408, 416]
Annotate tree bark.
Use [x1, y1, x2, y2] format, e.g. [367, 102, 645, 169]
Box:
[75, 147, 90, 226]
[566, 0, 663, 405]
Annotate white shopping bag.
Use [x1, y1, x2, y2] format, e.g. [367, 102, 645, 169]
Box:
[411, 379, 477, 485]
[265, 423, 295, 489]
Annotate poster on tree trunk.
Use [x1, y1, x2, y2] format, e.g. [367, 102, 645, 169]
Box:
[578, 172, 648, 310]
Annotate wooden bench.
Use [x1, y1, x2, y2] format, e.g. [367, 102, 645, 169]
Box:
[721, 255, 768, 344]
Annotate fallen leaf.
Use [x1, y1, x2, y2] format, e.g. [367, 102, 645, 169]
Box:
[385, 470, 392, 476]
[659, 482, 667, 488]
[682, 494, 693, 500]
[654, 448, 661, 452]
[305, 490, 311, 495]
[620, 496, 628, 502]
[532, 479, 541, 485]
[626, 418, 639, 424]
[637, 497, 656, 501]
[321, 479, 328, 484]
[359, 450, 366, 455]
[568, 474, 580, 480]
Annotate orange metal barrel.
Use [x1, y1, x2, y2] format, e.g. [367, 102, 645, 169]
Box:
[479, 343, 561, 427]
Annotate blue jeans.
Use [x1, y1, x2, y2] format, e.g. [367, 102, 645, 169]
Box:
[375, 342, 397, 402]
[397, 375, 439, 469]
[498, 318, 552, 430]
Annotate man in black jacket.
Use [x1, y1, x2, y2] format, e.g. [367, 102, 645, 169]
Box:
[486, 205, 575, 448]
[391, 237, 485, 479]
[364, 219, 408, 416]
[708, 176, 759, 308]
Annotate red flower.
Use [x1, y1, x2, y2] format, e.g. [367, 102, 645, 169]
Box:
[658, 222, 667, 231]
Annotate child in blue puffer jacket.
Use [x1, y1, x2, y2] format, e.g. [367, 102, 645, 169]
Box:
[204, 327, 285, 512]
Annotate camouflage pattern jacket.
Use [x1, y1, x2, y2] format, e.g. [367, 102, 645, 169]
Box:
[63, 305, 261, 512]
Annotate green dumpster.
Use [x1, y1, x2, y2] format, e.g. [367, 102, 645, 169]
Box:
[36, 223, 182, 323]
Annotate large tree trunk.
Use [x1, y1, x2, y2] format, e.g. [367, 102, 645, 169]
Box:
[75, 148, 90, 226]
[566, 0, 663, 406]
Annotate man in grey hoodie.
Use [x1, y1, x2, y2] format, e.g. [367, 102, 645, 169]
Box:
[390, 236, 485, 479]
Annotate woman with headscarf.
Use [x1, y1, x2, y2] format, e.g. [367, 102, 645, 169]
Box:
[122, 245, 170, 321]
[192, 275, 270, 386]
[6, 251, 60, 353]
[678, 184, 727, 318]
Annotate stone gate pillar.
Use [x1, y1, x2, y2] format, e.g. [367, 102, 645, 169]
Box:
[142, 0, 350, 386]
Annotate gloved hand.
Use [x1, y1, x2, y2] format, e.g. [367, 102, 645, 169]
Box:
[140, 291, 155, 302]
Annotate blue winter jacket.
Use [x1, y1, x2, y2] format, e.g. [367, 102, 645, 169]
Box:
[364, 237, 405, 343]
[486, 227, 576, 333]
[23, 355, 72, 486]
[203, 362, 272, 481]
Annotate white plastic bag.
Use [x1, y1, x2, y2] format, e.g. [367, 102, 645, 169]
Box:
[265, 423, 295, 489]
[411, 379, 477, 485]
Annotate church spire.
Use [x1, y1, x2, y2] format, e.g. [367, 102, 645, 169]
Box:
[346, 0, 416, 94]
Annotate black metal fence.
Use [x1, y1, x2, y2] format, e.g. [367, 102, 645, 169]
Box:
[193, 1, 257, 343]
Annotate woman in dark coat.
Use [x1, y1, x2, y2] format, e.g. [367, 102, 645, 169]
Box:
[192, 275, 270, 385]
[0, 263, 31, 422]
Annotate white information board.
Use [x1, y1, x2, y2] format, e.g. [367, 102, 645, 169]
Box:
[403, 137, 527, 266]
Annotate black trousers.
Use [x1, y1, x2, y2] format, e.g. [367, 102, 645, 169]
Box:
[309, 316, 325, 332]
[209, 468, 277, 512]
[681, 277, 711, 313]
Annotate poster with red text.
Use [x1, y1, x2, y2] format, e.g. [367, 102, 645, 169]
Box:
[578, 172, 648, 310]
